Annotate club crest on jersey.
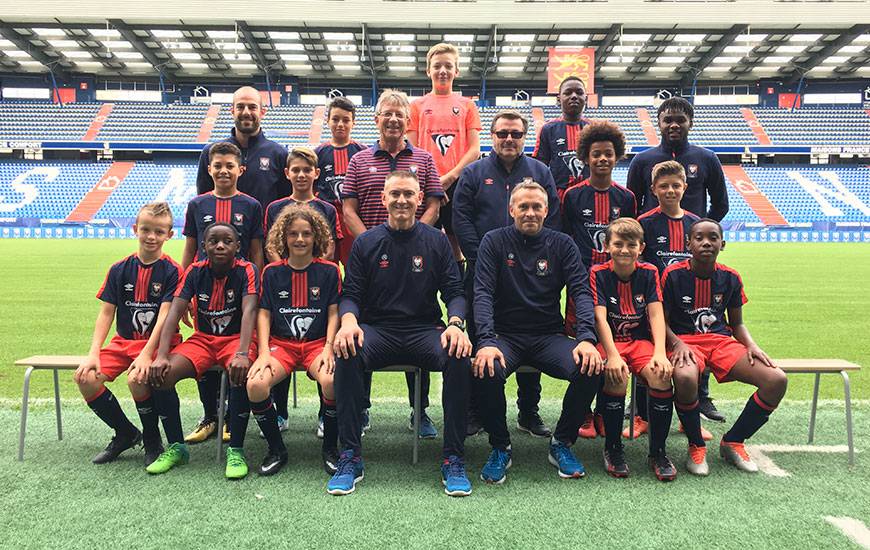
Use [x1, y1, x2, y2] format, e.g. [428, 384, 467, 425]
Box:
[431, 133, 455, 157]
[124, 283, 135, 292]
[506, 252, 516, 268]
[379, 254, 390, 269]
[259, 157, 270, 171]
[713, 293, 724, 305]
[226, 289, 235, 302]
[278, 290, 290, 299]
[233, 213, 244, 225]
[634, 294, 645, 305]
[150, 282, 163, 297]
[452, 106, 460, 115]
[484, 178, 494, 185]
[536, 259, 549, 276]
[611, 206, 621, 219]
[687, 164, 698, 178]
[411, 256, 424, 272]
[310, 287, 321, 299]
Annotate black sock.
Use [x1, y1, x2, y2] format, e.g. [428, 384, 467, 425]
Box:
[272, 376, 291, 419]
[724, 392, 775, 443]
[636, 383, 649, 421]
[228, 386, 250, 449]
[251, 397, 286, 454]
[154, 389, 184, 444]
[317, 383, 325, 418]
[322, 398, 338, 452]
[600, 391, 625, 450]
[647, 389, 674, 456]
[675, 399, 705, 447]
[593, 378, 605, 414]
[87, 388, 137, 437]
[197, 370, 220, 420]
[134, 393, 161, 446]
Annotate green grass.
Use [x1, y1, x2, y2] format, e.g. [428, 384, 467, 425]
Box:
[2, 240, 869, 548]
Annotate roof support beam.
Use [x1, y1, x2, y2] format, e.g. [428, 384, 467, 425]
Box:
[108, 19, 177, 80]
[681, 24, 748, 86]
[783, 24, 868, 83]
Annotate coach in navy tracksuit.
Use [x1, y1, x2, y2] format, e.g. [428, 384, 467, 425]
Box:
[626, 96, 728, 222]
[453, 110, 560, 437]
[473, 181, 602, 484]
[328, 170, 473, 497]
[626, 96, 729, 423]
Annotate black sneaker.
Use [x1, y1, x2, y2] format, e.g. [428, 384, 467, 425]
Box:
[323, 448, 340, 476]
[143, 440, 164, 467]
[517, 412, 551, 438]
[258, 451, 288, 476]
[92, 429, 142, 464]
[603, 446, 630, 478]
[699, 397, 726, 422]
[466, 410, 484, 437]
[649, 452, 677, 481]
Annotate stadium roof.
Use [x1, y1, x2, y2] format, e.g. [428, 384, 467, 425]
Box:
[0, 1, 868, 84]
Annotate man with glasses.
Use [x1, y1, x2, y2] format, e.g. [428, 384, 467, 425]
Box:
[341, 89, 445, 438]
[453, 110, 560, 438]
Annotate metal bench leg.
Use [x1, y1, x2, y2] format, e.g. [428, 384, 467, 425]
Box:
[629, 374, 637, 440]
[216, 371, 228, 461]
[53, 368, 63, 441]
[18, 366, 34, 461]
[808, 372, 820, 444]
[292, 370, 298, 409]
[413, 368, 421, 465]
[841, 371, 854, 466]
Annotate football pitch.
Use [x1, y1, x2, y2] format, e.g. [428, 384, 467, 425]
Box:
[1, 239, 869, 549]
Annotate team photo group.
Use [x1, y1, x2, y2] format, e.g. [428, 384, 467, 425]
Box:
[73, 42, 788, 497]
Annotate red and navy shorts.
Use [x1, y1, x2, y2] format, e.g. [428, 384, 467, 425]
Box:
[675, 333, 747, 383]
[171, 332, 251, 378]
[99, 334, 181, 381]
[267, 336, 328, 378]
[596, 339, 655, 376]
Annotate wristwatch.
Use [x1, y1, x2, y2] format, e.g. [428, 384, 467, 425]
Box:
[448, 319, 466, 331]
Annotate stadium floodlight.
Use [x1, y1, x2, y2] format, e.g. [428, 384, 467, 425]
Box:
[270, 32, 300, 40]
[331, 55, 359, 63]
[31, 28, 67, 37]
[388, 55, 416, 64]
[504, 34, 536, 42]
[711, 56, 742, 64]
[789, 34, 822, 42]
[558, 34, 589, 42]
[172, 52, 202, 60]
[281, 54, 309, 62]
[384, 34, 415, 42]
[621, 34, 651, 42]
[151, 30, 185, 38]
[324, 32, 355, 41]
[673, 34, 706, 43]
[444, 34, 474, 42]
[275, 43, 306, 51]
[499, 56, 527, 64]
[207, 30, 237, 40]
[656, 56, 685, 64]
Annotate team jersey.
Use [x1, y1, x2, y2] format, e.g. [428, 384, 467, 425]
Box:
[263, 197, 343, 241]
[661, 260, 747, 337]
[409, 93, 482, 177]
[533, 117, 591, 191]
[561, 180, 638, 268]
[175, 258, 259, 337]
[589, 261, 662, 342]
[638, 207, 701, 273]
[260, 259, 341, 341]
[183, 192, 264, 261]
[97, 254, 182, 340]
[314, 141, 367, 203]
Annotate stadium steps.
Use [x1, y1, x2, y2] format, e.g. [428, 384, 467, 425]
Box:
[196, 105, 222, 143]
[722, 165, 788, 226]
[83, 103, 114, 141]
[740, 108, 772, 145]
[309, 105, 326, 146]
[635, 108, 660, 146]
[65, 162, 135, 223]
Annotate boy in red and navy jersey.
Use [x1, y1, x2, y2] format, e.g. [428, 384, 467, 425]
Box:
[249, 204, 341, 477]
[75, 202, 181, 466]
[141, 223, 260, 477]
[533, 76, 591, 197]
[589, 218, 689, 481]
[315, 96, 366, 266]
[639, 161, 701, 274]
[183, 142, 264, 271]
[662, 219, 787, 474]
[265, 147, 343, 262]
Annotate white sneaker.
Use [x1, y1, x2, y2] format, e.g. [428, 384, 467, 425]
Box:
[719, 440, 758, 473]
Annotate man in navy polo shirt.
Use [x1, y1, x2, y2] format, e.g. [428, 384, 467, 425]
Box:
[341, 89, 444, 438]
[626, 96, 730, 423]
[453, 110, 559, 438]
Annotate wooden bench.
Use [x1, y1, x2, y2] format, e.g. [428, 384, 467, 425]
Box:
[13, 356, 425, 464]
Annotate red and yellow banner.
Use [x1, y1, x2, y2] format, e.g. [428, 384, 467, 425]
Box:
[547, 47, 595, 94]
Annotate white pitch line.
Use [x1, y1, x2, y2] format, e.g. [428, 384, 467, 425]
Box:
[825, 517, 870, 549]
[747, 444, 856, 477]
